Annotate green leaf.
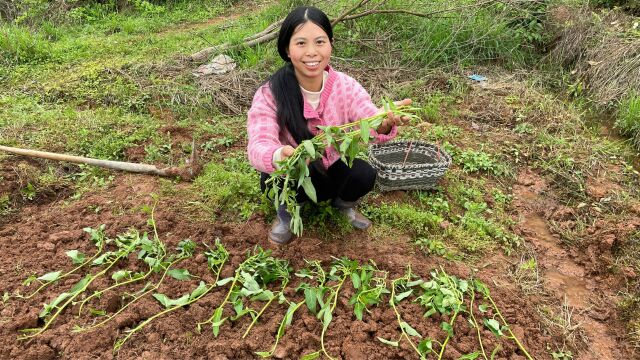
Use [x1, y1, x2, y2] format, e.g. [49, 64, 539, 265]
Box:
[65, 250, 85, 265]
[423, 308, 437, 318]
[89, 308, 106, 316]
[112, 270, 132, 282]
[322, 307, 332, 327]
[284, 302, 298, 327]
[339, 137, 352, 159]
[400, 321, 422, 337]
[69, 274, 91, 294]
[304, 288, 317, 314]
[168, 269, 193, 281]
[360, 120, 370, 143]
[354, 302, 364, 321]
[441, 321, 454, 337]
[22, 274, 37, 286]
[301, 177, 317, 203]
[211, 307, 225, 337]
[351, 273, 361, 289]
[189, 281, 208, 300]
[39, 292, 71, 318]
[153, 293, 189, 309]
[394, 289, 413, 302]
[458, 352, 480, 360]
[216, 277, 234, 286]
[300, 351, 321, 360]
[478, 304, 488, 313]
[302, 140, 315, 158]
[37, 271, 62, 282]
[377, 337, 399, 347]
[483, 318, 503, 337]
[255, 351, 272, 358]
[92, 252, 111, 266]
[251, 290, 275, 302]
[418, 338, 433, 354]
[153, 293, 171, 308]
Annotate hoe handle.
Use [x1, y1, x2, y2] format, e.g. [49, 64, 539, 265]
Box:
[0, 145, 172, 177]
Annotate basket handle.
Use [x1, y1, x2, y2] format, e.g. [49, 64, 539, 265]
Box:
[401, 140, 414, 168]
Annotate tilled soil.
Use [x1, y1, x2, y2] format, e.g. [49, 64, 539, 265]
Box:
[0, 173, 582, 360]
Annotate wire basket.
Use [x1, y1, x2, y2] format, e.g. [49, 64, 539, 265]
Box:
[368, 140, 452, 191]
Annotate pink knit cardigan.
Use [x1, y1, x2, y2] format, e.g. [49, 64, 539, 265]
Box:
[247, 66, 397, 174]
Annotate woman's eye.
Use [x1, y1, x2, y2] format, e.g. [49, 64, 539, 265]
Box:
[296, 41, 305, 46]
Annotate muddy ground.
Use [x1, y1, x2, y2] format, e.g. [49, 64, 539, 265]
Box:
[1, 135, 638, 359]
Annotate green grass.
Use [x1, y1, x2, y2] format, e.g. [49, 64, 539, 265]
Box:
[0, 94, 160, 160]
[332, 0, 545, 68]
[615, 93, 640, 150]
[191, 153, 262, 221]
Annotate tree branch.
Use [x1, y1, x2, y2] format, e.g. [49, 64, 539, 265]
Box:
[189, 0, 499, 63]
[340, 0, 498, 22]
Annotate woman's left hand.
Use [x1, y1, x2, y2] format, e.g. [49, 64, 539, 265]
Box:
[377, 98, 413, 135]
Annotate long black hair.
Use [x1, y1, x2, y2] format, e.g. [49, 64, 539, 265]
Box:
[270, 6, 333, 145]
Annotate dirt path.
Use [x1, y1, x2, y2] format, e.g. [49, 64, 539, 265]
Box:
[513, 169, 628, 359]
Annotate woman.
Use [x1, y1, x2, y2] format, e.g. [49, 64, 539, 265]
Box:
[247, 6, 411, 244]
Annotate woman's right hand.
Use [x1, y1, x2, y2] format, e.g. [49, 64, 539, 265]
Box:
[281, 145, 295, 159]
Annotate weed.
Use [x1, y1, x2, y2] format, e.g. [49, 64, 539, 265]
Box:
[0, 25, 56, 65]
[362, 202, 443, 237]
[0, 195, 12, 216]
[508, 255, 541, 294]
[615, 92, 640, 150]
[192, 157, 262, 221]
[551, 349, 574, 360]
[457, 148, 510, 177]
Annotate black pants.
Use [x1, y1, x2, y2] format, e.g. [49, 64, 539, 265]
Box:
[260, 159, 377, 203]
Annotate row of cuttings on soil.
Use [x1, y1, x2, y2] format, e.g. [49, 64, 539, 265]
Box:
[12, 224, 532, 360]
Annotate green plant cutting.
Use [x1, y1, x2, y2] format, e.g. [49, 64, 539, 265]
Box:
[266, 101, 419, 236]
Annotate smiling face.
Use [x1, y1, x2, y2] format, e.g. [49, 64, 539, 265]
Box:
[286, 21, 332, 92]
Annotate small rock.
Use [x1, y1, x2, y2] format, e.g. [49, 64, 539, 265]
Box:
[622, 266, 637, 280]
[47, 230, 83, 243]
[511, 325, 525, 343]
[37, 242, 56, 251]
[195, 254, 206, 263]
[146, 332, 160, 343]
[599, 234, 616, 251]
[273, 346, 288, 359]
[589, 308, 610, 321]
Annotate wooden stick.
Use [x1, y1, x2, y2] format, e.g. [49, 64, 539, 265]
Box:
[401, 140, 414, 168]
[0, 145, 194, 179]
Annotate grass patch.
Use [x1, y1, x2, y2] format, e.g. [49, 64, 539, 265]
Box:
[191, 155, 262, 222]
[615, 93, 640, 150]
[0, 95, 160, 160]
[0, 25, 57, 65]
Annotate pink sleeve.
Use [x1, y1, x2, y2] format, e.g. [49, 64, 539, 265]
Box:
[347, 77, 397, 144]
[247, 86, 282, 174]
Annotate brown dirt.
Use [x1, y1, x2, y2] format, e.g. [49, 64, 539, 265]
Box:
[1, 173, 565, 360]
[512, 169, 635, 359]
